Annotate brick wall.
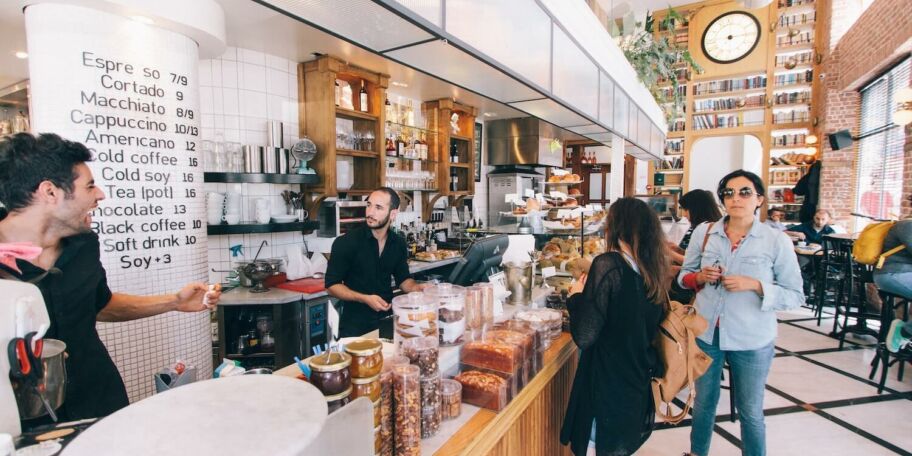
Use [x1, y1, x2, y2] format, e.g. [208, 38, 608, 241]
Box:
[818, 0, 912, 226]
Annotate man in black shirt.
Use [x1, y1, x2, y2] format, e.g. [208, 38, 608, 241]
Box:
[787, 208, 836, 244]
[0, 133, 220, 421]
[325, 187, 427, 337]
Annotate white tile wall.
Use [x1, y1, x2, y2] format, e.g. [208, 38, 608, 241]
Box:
[200, 48, 308, 284]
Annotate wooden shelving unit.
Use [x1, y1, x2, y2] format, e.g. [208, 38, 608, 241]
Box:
[648, 0, 822, 213]
[418, 98, 477, 220]
[299, 55, 390, 201]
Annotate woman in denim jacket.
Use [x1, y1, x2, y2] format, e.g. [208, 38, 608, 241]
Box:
[678, 170, 804, 456]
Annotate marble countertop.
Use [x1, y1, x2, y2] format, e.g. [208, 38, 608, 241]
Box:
[219, 259, 459, 306]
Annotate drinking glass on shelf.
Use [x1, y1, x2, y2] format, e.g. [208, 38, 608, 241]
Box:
[201, 140, 215, 172]
[227, 142, 243, 173]
[352, 132, 364, 151]
[213, 139, 228, 173]
[363, 131, 375, 151]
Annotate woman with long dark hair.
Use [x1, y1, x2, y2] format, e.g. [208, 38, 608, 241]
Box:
[560, 197, 669, 455]
[679, 170, 803, 456]
[669, 190, 724, 303]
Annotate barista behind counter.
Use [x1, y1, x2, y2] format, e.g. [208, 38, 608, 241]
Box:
[325, 188, 428, 338]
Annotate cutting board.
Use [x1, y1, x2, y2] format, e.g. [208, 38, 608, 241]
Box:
[277, 277, 326, 294]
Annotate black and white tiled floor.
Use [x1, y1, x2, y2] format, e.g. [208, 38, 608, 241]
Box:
[637, 306, 912, 455]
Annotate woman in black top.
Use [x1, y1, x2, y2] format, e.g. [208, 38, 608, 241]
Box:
[560, 198, 669, 455]
[668, 190, 723, 303]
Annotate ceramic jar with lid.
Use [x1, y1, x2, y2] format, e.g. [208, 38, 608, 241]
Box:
[325, 386, 352, 414]
[345, 339, 383, 378]
[308, 352, 352, 396]
[351, 373, 381, 402]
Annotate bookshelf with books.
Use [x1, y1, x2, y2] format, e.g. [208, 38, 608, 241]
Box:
[649, 0, 821, 200]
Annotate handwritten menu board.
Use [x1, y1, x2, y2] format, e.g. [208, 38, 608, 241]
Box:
[27, 5, 206, 295]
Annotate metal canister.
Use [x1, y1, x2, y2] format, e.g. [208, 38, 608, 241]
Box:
[263, 147, 279, 173]
[243, 145, 263, 173]
[276, 149, 290, 174]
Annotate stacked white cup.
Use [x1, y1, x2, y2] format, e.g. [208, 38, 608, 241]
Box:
[206, 192, 225, 226]
[225, 192, 242, 225]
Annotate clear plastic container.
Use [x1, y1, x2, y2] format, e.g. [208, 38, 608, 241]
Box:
[373, 425, 381, 454]
[420, 373, 441, 410]
[501, 320, 544, 378]
[372, 399, 381, 428]
[441, 379, 462, 420]
[393, 364, 421, 456]
[392, 292, 439, 349]
[460, 339, 523, 374]
[384, 354, 410, 369]
[454, 369, 510, 411]
[379, 366, 394, 456]
[464, 286, 485, 341]
[458, 362, 520, 399]
[515, 308, 563, 340]
[420, 405, 441, 439]
[472, 282, 496, 329]
[425, 283, 467, 346]
[401, 336, 439, 379]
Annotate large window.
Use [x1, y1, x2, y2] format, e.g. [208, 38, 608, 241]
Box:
[854, 57, 910, 226]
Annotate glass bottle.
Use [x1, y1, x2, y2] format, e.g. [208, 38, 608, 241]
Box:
[385, 97, 394, 123]
[359, 80, 369, 113]
[386, 133, 397, 157]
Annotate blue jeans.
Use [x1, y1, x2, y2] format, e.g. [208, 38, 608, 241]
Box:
[874, 271, 912, 300]
[690, 331, 775, 456]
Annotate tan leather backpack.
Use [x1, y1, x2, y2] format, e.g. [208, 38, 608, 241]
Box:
[652, 223, 714, 425]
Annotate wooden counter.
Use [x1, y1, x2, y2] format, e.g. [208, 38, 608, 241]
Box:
[434, 332, 578, 456]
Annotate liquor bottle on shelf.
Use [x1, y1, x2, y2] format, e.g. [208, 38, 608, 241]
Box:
[418, 133, 427, 160]
[450, 169, 458, 192]
[385, 97, 394, 122]
[386, 133, 396, 157]
[450, 141, 458, 163]
[396, 128, 406, 157]
[359, 80, 369, 113]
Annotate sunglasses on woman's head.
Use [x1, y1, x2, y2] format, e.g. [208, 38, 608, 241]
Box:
[720, 187, 755, 199]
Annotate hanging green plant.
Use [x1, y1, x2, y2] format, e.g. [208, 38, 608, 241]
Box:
[616, 7, 702, 123]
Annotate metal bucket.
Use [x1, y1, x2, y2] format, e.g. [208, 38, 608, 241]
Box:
[503, 262, 533, 305]
[13, 339, 67, 420]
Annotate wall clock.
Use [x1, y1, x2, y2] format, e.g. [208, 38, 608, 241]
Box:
[700, 11, 761, 64]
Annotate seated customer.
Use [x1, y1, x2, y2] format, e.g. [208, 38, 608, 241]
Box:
[787, 208, 835, 244]
[873, 217, 912, 353]
[764, 208, 788, 232]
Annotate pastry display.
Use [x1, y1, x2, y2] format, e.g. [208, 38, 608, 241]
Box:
[454, 370, 510, 411]
[547, 174, 562, 183]
[512, 206, 528, 215]
[460, 340, 523, 373]
[525, 198, 541, 211]
[561, 197, 578, 207]
[568, 188, 582, 196]
[413, 249, 460, 262]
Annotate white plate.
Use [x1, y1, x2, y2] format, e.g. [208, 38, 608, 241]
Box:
[270, 215, 299, 223]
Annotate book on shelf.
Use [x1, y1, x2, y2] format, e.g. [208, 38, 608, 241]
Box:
[775, 51, 815, 67]
[657, 156, 685, 169]
[693, 76, 767, 95]
[774, 70, 814, 86]
[665, 139, 684, 155]
[777, 32, 814, 47]
[773, 110, 810, 124]
[774, 90, 811, 105]
[693, 113, 742, 130]
[670, 119, 686, 132]
[772, 133, 808, 147]
[778, 0, 815, 7]
[694, 94, 766, 112]
[778, 11, 816, 27]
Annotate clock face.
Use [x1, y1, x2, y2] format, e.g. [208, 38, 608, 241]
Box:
[701, 11, 761, 64]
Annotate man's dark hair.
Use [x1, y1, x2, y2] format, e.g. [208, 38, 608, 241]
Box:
[371, 187, 401, 211]
[768, 207, 785, 216]
[678, 189, 722, 227]
[717, 169, 767, 201]
[0, 133, 93, 212]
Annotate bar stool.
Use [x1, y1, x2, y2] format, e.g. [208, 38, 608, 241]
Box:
[869, 290, 910, 394]
[721, 361, 737, 422]
[832, 253, 880, 349]
[814, 236, 849, 326]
